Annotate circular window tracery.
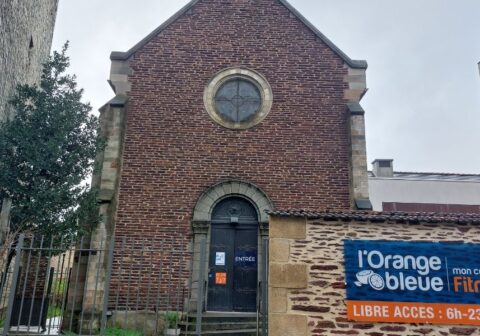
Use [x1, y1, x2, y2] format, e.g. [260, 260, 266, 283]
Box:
[204, 68, 273, 129]
[215, 78, 262, 123]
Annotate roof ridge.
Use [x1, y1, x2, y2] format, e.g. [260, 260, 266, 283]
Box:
[110, 0, 367, 69]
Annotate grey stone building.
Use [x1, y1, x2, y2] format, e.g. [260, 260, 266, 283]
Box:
[0, 0, 59, 122]
[0, 0, 59, 241]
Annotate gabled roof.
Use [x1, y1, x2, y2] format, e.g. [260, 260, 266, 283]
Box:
[110, 0, 368, 69]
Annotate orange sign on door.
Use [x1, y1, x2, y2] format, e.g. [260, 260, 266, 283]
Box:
[215, 272, 227, 285]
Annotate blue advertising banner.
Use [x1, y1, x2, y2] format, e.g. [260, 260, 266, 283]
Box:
[344, 240, 480, 325]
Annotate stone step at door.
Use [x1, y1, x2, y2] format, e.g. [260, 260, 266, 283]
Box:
[180, 312, 263, 336]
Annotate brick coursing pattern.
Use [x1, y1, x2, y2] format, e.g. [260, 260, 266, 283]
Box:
[0, 0, 58, 122]
[111, 0, 355, 307]
[289, 219, 480, 336]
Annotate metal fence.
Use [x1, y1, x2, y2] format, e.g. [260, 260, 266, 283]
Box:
[0, 234, 191, 336]
[258, 238, 268, 336]
[0, 234, 268, 336]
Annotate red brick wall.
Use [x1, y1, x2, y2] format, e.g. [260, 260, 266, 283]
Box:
[112, 0, 352, 309]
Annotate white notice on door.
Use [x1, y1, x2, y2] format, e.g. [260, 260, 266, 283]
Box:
[215, 252, 225, 266]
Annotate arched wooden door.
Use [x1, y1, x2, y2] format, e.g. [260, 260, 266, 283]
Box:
[207, 197, 258, 312]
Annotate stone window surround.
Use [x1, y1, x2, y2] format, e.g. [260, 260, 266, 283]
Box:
[189, 180, 274, 311]
[203, 67, 273, 130]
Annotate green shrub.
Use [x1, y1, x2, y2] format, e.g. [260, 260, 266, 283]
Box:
[61, 331, 78, 336]
[47, 305, 62, 318]
[164, 311, 180, 329]
[52, 279, 67, 295]
[104, 327, 143, 336]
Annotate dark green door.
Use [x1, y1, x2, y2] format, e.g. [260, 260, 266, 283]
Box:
[207, 197, 258, 312]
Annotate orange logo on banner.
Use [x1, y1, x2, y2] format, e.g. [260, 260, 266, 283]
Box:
[216, 272, 227, 285]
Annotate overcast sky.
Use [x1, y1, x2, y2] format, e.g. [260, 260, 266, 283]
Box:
[52, 0, 480, 174]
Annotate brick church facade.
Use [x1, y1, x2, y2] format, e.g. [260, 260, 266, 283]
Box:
[85, 0, 370, 318]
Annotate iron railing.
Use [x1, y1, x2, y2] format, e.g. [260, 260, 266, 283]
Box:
[0, 234, 191, 336]
[257, 237, 268, 336]
[0, 234, 268, 335]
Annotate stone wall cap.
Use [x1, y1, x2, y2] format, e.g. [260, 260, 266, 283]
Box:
[99, 94, 129, 112]
[109, 0, 367, 69]
[267, 209, 480, 225]
[347, 102, 365, 115]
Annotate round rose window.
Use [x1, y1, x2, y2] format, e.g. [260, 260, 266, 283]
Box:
[214, 78, 262, 123]
[204, 68, 273, 130]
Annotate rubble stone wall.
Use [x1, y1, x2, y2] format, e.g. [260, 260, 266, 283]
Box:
[269, 215, 480, 336]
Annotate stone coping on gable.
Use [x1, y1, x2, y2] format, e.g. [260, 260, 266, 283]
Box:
[267, 209, 480, 225]
[109, 0, 367, 69]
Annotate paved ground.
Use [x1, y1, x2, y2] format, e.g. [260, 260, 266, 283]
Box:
[4, 317, 61, 335]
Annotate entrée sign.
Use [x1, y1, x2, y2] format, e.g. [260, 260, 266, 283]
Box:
[344, 240, 480, 326]
[234, 251, 257, 267]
